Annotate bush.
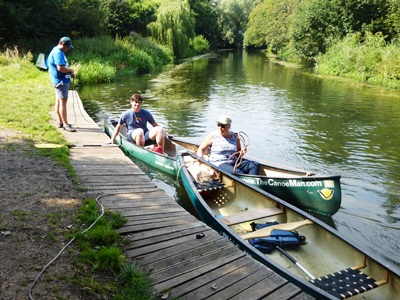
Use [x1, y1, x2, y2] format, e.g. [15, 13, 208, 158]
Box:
[316, 32, 400, 89]
[190, 35, 210, 54]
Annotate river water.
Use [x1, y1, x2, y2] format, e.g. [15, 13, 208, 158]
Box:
[79, 50, 400, 270]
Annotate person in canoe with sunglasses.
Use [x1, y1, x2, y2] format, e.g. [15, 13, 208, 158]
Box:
[197, 115, 259, 175]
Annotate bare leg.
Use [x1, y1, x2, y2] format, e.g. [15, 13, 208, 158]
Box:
[131, 128, 145, 146]
[59, 97, 69, 125]
[149, 126, 166, 150]
[55, 98, 62, 124]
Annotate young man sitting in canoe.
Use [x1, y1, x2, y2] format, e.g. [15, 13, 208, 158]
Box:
[109, 94, 170, 153]
[197, 115, 259, 175]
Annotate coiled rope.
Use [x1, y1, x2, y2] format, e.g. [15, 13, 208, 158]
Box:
[230, 131, 250, 173]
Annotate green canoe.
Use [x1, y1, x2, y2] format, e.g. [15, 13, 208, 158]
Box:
[171, 138, 341, 217]
[103, 115, 191, 176]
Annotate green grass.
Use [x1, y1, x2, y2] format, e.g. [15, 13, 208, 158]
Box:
[74, 199, 156, 299]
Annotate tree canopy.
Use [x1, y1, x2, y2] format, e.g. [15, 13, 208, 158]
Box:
[2, 0, 400, 64]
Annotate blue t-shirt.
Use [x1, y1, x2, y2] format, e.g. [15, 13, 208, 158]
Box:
[118, 109, 155, 134]
[47, 46, 71, 85]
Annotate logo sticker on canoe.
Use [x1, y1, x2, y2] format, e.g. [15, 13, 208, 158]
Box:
[323, 180, 335, 188]
[318, 188, 334, 200]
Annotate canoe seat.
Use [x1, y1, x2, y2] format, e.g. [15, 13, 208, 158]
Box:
[194, 179, 225, 193]
[310, 266, 388, 299]
[220, 206, 284, 226]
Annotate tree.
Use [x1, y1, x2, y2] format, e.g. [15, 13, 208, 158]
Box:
[147, 0, 195, 58]
[244, 0, 297, 50]
[65, 0, 106, 37]
[189, 0, 220, 48]
[128, 0, 160, 36]
[102, 0, 134, 37]
[0, 0, 67, 48]
[216, 0, 255, 47]
[291, 0, 392, 64]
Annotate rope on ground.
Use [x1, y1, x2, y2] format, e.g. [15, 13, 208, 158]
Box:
[28, 193, 106, 300]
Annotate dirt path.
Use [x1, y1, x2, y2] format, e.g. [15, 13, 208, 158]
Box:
[0, 129, 87, 299]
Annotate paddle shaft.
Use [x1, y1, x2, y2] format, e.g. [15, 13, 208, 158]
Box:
[241, 219, 313, 240]
[276, 246, 315, 280]
[35, 143, 119, 149]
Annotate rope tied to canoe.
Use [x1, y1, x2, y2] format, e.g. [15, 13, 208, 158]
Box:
[230, 131, 250, 173]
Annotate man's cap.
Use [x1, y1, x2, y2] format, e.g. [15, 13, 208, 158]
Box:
[60, 37, 73, 48]
[217, 115, 232, 125]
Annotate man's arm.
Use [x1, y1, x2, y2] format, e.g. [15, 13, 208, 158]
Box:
[57, 65, 75, 78]
[109, 123, 123, 144]
[197, 134, 214, 158]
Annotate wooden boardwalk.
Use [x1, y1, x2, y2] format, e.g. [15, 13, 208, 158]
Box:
[56, 91, 314, 299]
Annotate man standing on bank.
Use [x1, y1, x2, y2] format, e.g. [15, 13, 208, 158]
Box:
[109, 94, 170, 153]
[48, 37, 76, 132]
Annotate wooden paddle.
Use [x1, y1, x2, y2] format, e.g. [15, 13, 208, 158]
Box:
[34, 143, 119, 149]
[241, 219, 313, 240]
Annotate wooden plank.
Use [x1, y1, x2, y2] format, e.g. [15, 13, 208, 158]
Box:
[155, 253, 253, 297]
[87, 186, 158, 192]
[228, 273, 288, 300]
[80, 181, 155, 188]
[83, 187, 160, 194]
[120, 217, 196, 234]
[128, 231, 226, 264]
[98, 200, 180, 210]
[72, 163, 143, 170]
[78, 174, 151, 184]
[124, 225, 211, 249]
[97, 190, 169, 200]
[220, 206, 283, 226]
[70, 156, 133, 165]
[117, 222, 205, 238]
[290, 292, 315, 300]
[260, 282, 313, 300]
[149, 243, 240, 283]
[141, 234, 230, 270]
[123, 214, 194, 226]
[206, 269, 276, 300]
[118, 220, 202, 234]
[115, 205, 186, 216]
[172, 259, 267, 299]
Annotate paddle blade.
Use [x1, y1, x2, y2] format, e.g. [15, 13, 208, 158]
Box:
[241, 219, 313, 240]
[34, 143, 67, 149]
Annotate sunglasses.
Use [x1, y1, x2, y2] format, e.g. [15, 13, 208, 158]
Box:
[217, 123, 226, 128]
